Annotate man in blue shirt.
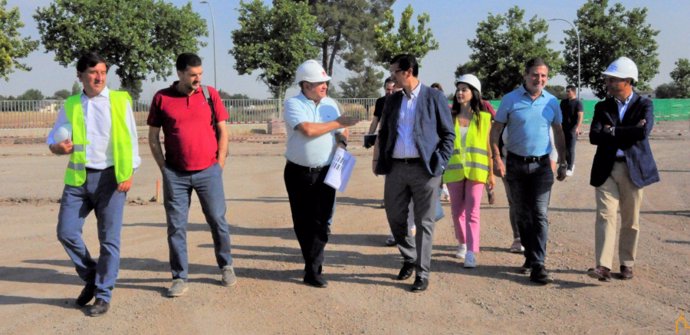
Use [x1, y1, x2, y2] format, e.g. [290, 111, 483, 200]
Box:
[283, 60, 357, 288]
[490, 58, 567, 285]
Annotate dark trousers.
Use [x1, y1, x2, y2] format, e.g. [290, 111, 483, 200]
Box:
[563, 127, 578, 170]
[505, 153, 554, 267]
[283, 162, 336, 278]
[384, 160, 440, 279]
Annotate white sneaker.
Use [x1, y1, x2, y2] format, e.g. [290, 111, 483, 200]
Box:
[455, 244, 467, 259]
[509, 238, 524, 253]
[464, 251, 476, 268]
[566, 165, 575, 176]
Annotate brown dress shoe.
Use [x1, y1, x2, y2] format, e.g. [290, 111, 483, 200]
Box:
[618, 265, 633, 280]
[587, 266, 612, 282]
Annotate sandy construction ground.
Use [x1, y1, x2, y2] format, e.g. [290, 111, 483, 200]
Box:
[0, 121, 689, 334]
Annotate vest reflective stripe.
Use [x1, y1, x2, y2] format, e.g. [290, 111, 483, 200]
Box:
[465, 161, 490, 171]
[63, 91, 134, 186]
[67, 161, 86, 171]
[466, 147, 489, 155]
[443, 111, 492, 184]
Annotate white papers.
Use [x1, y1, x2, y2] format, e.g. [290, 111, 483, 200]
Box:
[324, 147, 356, 192]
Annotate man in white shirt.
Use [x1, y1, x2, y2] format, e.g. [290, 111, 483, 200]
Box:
[47, 52, 140, 317]
[374, 54, 455, 292]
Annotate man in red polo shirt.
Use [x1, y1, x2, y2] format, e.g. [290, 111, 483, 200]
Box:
[148, 53, 236, 297]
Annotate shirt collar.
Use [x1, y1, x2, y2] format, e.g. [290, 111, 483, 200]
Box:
[615, 91, 634, 105]
[405, 82, 421, 99]
[170, 81, 202, 96]
[81, 86, 110, 100]
[519, 84, 544, 99]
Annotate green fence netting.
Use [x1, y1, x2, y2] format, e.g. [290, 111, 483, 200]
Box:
[487, 99, 690, 123]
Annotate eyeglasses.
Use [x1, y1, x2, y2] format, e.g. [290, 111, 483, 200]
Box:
[390, 69, 404, 76]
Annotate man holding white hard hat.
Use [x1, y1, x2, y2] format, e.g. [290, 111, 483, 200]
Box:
[283, 59, 357, 288]
[47, 52, 140, 316]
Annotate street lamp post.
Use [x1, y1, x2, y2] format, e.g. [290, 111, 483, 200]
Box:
[200, 0, 217, 88]
[549, 18, 581, 100]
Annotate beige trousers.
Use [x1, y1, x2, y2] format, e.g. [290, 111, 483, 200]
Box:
[594, 161, 644, 269]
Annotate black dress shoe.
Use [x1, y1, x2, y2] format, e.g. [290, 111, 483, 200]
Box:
[410, 276, 428, 293]
[76, 283, 96, 307]
[303, 275, 328, 288]
[518, 260, 532, 274]
[396, 262, 415, 280]
[529, 265, 554, 285]
[87, 298, 109, 317]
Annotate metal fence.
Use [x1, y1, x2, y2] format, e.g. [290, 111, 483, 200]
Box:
[2, 98, 687, 129]
[0, 98, 379, 129]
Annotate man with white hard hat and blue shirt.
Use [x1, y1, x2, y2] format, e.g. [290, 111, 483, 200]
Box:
[47, 52, 140, 316]
[587, 56, 659, 282]
[283, 60, 357, 288]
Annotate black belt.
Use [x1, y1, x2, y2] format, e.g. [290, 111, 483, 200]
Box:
[392, 157, 421, 164]
[507, 152, 549, 163]
[615, 156, 626, 162]
[286, 160, 328, 173]
[86, 166, 114, 172]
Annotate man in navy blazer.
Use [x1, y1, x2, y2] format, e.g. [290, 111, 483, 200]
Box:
[587, 57, 660, 282]
[373, 54, 454, 292]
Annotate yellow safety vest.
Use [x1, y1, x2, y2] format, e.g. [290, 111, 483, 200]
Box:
[63, 91, 134, 186]
[443, 110, 491, 184]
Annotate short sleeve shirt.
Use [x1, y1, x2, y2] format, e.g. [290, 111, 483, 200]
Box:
[560, 98, 583, 129]
[495, 85, 562, 157]
[373, 96, 386, 119]
[147, 83, 229, 171]
[284, 93, 341, 167]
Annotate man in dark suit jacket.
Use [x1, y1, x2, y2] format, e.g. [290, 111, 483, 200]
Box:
[373, 54, 454, 292]
[587, 57, 660, 282]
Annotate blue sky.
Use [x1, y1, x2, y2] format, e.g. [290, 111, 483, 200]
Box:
[2, 0, 689, 100]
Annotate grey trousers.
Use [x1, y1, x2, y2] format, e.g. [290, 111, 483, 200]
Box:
[384, 160, 441, 279]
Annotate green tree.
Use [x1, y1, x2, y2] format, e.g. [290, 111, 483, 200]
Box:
[455, 6, 561, 99]
[231, 0, 320, 100]
[34, 0, 206, 101]
[374, 5, 439, 67]
[545, 85, 566, 100]
[562, 0, 659, 98]
[53, 89, 71, 99]
[654, 83, 680, 99]
[218, 90, 250, 100]
[304, 0, 392, 74]
[304, 1, 393, 100]
[670, 58, 690, 98]
[71, 81, 81, 95]
[18, 88, 44, 100]
[0, 0, 39, 80]
[338, 66, 383, 98]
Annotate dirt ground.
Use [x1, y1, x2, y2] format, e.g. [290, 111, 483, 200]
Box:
[0, 121, 689, 335]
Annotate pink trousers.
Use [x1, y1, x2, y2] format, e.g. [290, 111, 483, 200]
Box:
[447, 179, 484, 253]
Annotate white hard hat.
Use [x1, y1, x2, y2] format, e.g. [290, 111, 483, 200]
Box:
[295, 60, 331, 83]
[455, 74, 481, 95]
[602, 56, 638, 82]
